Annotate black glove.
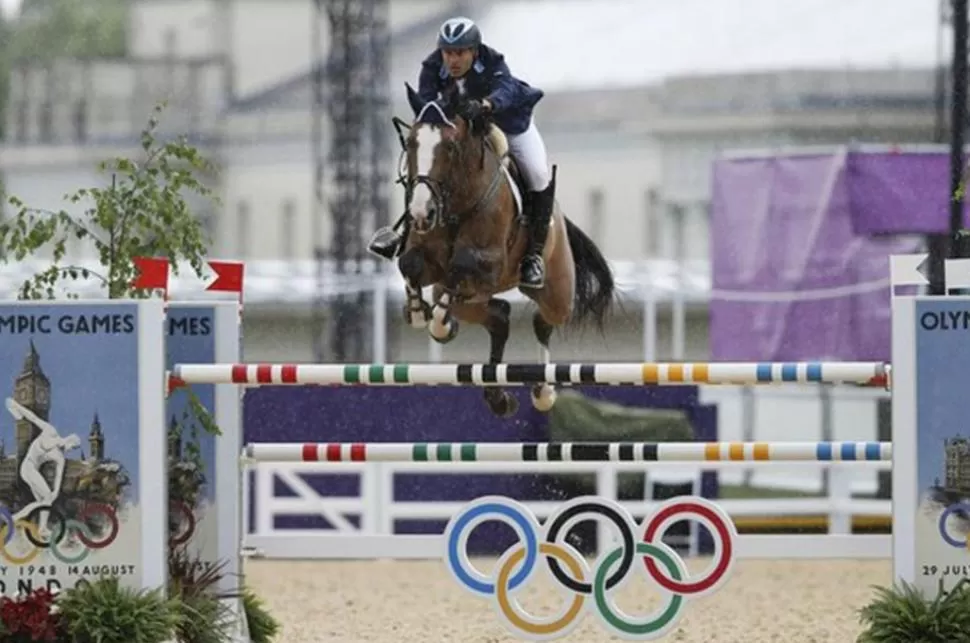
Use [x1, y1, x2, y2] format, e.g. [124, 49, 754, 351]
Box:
[459, 99, 487, 121]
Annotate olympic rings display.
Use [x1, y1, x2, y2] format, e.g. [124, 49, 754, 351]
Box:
[444, 494, 738, 641]
[938, 502, 970, 549]
[24, 506, 67, 549]
[0, 501, 121, 564]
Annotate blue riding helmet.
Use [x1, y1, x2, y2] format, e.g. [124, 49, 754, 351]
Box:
[437, 17, 481, 50]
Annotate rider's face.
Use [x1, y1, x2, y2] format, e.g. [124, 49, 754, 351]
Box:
[442, 47, 475, 77]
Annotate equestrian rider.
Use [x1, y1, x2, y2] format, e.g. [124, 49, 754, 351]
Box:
[367, 16, 553, 289]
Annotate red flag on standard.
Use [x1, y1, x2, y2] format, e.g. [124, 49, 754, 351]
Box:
[131, 257, 170, 290]
[207, 261, 244, 292]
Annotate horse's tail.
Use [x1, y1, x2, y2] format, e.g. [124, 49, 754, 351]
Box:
[564, 216, 615, 333]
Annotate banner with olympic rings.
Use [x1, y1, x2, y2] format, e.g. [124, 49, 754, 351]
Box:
[0, 301, 166, 596]
[165, 303, 242, 592]
[911, 298, 970, 595]
[444, 494, 737, 641]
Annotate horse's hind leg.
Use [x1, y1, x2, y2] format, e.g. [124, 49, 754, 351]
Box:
[530, 311, 557, 411]
[451, 297, 519, 418]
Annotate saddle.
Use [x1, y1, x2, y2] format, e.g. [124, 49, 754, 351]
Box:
[485, 124, 528, 218]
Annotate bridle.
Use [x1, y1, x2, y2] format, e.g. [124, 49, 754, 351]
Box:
[392, 111, 505, 239]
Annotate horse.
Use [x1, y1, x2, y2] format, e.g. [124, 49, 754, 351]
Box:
[391, 83, 616, 417]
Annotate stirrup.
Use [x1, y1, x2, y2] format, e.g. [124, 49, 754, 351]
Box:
[368, 235, 401, 260]
[368, 244, 399, 260]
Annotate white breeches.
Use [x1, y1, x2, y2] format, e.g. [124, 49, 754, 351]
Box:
[506, 120, 551, 191]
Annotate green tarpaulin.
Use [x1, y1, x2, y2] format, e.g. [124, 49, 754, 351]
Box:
[546, 391, 695, 497]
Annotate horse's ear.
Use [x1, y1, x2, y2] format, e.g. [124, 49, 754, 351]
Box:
[405, 82, 424, 116]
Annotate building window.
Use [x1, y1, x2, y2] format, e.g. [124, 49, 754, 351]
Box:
[164, 28, 178, 58]
[236, 201, 250, 257]
[38, 101, 52, 143]
[280, 199, 296, 258]
[73, 99, 88, 143]
[668, 203, 686, 262]
[588, 188, 604, 246]
[644, 188, 660, 257]
[695, 200, 712, 261]
[15, 100, 28, 143]
[97, 99, 115, 128]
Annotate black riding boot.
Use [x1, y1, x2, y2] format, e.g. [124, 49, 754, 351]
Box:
[520, 180, 555, 289]
[368, 226, 403, 260]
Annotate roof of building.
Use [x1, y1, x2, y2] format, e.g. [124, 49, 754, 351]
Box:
[229, 0, 942, 113]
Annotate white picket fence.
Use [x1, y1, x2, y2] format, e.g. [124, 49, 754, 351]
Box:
[242, 459, 892, 560]
[241, 384, 893, 561]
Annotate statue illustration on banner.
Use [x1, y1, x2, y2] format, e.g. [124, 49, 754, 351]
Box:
[0, 304, 158, 596]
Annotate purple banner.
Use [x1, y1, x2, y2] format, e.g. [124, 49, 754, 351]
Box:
[849, 152, 970, 235]
[711, 151, 923, 361]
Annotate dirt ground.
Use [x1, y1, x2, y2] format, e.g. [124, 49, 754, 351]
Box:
[244, 558, 890, 642]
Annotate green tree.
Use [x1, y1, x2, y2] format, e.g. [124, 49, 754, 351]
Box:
[0, 103, 217, 299]
[9, 0, 127, 59]
[0, 0, 127, 138]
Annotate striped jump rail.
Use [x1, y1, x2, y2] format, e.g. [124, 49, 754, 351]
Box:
[244, 441, 892, 463]
[175, 361, 890, 387]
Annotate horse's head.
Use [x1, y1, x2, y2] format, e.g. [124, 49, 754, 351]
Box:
[401, 83, 487, 234]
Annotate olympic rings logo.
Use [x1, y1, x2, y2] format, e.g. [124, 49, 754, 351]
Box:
[0, 502, 119, 565]
[938, 502, 970, 549]
[0, 499, 197, 565]
[444, 495, 737, 641]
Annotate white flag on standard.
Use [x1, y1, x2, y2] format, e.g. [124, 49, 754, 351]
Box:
[890, 254, 929, 288]
[945, 258, 970, 290]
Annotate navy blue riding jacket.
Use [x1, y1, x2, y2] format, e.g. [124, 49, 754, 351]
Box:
[418, 44, 544, 136]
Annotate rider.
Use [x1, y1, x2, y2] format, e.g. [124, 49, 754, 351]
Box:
[367, 16, 553, 289]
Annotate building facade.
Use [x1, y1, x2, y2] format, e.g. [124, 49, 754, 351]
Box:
[0, 0, 944, 362]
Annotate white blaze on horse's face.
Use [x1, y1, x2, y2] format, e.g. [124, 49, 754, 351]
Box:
[410, 123, 442, 233]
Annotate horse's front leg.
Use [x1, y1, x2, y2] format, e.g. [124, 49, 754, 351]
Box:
[428, 285, 460, 344]
[398, 246, 432, 329]
[428, 246, 482, 344]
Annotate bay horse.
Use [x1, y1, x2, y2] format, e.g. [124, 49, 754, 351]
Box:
[392, 83, 615, 417]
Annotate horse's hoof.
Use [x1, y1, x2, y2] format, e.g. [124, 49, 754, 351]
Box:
[403, 300, 431, 329]
[485, 390, 519, 418]
[531, 384, 557, 412]
[429, 307, 459, 344]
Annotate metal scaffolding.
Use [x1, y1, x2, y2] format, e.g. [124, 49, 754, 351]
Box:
[311, 0, 391, 362]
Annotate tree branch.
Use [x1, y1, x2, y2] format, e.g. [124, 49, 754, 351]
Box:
[11, 206, 109, 247]
[53, 265, 108, 285]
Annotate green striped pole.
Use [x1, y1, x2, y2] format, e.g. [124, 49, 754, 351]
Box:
[176, 361, 890, 386]
[245, 441, 892, 463]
